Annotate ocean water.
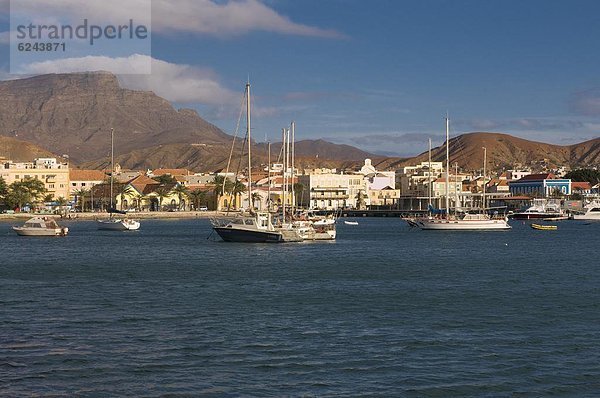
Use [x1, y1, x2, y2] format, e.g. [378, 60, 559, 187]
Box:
[1, 217, 600, 397]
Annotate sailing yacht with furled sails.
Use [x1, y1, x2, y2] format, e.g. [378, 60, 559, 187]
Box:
[417, 117, 511, 231]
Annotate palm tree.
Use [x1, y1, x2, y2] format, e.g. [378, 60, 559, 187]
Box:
[188, 189, 206, 210]
[213, 175, 234, 210]
[172, 184, 190, 211]
[251, 192, 262, 210]
[73, 188, 90, 212]
[56, 196, 68, 216]
[117, 185, 135, 210]
[231, 180, 246, 209]
[154, 185, 171, 211]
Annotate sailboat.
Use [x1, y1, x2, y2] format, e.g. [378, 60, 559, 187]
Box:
[96, 128, 140, 231]
[417, 117, 511, 231]
[212, 83, 300, 243]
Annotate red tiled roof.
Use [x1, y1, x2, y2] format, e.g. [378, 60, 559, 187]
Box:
[70, 169, 106, 181]
[572, 181, 591, 190]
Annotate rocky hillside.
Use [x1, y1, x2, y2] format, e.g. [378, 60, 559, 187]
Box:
[372, 133, 600, 172]
[0, 136, 56, 162]
[0, 72, 231, 163]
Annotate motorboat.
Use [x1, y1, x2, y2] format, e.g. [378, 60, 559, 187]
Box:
[212, 212, 291, 243]
[344, 220, 359, 225]
[570, 200, 600, 220]
[531, 223, 557, 231]
[13, 216, 69, 236]
[511, 199, 564, 220]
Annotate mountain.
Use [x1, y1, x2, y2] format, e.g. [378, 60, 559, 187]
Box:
[0, 136, 56, 162]
[0, 72, 374, 170]
[0, 72, 230, 164]
[372, 133, 600, 172]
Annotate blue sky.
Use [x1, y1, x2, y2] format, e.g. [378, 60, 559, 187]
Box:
[1, 0, 600, 156]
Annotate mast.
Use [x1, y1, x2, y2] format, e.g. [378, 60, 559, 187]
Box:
[428, 138, 432, 210]
[281, 127, 287, 222]
[445, 116, 450, 219]
[110, 127, 114, 213]
[482, 146, 487, 212]
[267, 141, 271, 212]
[246, 82, 252, 210]
[291, 121, 296, 214]
[285, 127, 291, 221]
[455, 162, 459, 211]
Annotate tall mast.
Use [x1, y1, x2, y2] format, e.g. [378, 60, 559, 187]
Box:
[482, 146, 487, 212]
[445, 116, 450, 219]
[291, 121, 296, 214]
[267, 141, 271, 212]
[246, 82, 252, 209]
[281, 127, 286, 222]
[455, 162, 459, 211]
[110, 127, 114, 212]
[428, 138, 432, 210]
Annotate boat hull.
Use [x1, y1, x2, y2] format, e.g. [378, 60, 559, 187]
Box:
[213, 227, 283, 243]
[510, 213, 562, 220]
[418, 219, 511, 230]
[13, 227, 67, 236]
[97, 219, 140, 231]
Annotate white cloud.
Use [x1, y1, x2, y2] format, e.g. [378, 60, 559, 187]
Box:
[18, 54, 239, 105]
[11, 0, 344, 38]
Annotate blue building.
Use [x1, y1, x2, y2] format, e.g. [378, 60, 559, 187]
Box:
[509, 173, 571, 197]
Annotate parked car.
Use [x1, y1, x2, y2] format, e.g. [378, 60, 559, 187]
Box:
[198, 206, 208, 211]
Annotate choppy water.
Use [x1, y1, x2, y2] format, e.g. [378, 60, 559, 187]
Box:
[1, 218, 600, 397]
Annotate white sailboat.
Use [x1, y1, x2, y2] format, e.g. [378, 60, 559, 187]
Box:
[418, 117, 511, 231]
[212, 82, 299, 242]
[97, 128, 140, 231]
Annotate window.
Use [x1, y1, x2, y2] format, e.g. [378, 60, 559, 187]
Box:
[48, 184, 54, 188]
[82, 183, 86, 187]
[72, 183, 77, 187]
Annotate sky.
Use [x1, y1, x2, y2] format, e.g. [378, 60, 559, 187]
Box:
[1, 0, 600, 157]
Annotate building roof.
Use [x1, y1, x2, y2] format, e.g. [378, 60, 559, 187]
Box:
[516, 173, 556, 182]
[70, 169, 106, 181]
[572, 181, 591, 190]
[152, 168, 190, 176]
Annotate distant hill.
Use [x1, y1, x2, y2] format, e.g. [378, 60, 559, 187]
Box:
[372, 132, 600, 171]
[0, 136, 56, 162]
[0, 72, 375, 170]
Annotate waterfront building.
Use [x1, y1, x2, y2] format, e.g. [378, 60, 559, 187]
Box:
[1, 157, 70, 200]
[509, 173, 571, 197]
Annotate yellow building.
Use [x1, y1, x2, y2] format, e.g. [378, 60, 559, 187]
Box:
[1, 157, 70, 200]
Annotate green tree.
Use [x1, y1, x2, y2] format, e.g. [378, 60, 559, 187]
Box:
[73, 188, 89, 212]
[152, 175, 177, 184]
[188, 189, 207, 210]
[56, 196, 68, 215]
[154, 185, 171, 211]
[293, 182, 305, 207]
[251, 192, 262, 210]
[564, 169, 600, 186]
[172, 184, 190, 210]
[0, 177, 7, 201]
[116, 184, 134, 210]
[7, 178, 47, 210]
[231, 180, 246, 209]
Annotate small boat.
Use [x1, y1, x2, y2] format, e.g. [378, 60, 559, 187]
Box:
[344, 220, 358, 225]
[97, 217, 140, 231]
[13, 216, 69, 236]
[531, 223, 557, 231]
[511, 199, 565, 220]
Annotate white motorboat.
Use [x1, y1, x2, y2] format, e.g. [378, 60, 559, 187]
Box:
[511, 199, 564, 220]
[213, 212, 292, 243]
[344, 220, 358, 225]
[570, 200, 600, 220]
[13, 217, 69, 237]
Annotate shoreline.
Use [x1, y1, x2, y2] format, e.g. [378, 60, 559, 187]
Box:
[0, 210, 234, 223]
